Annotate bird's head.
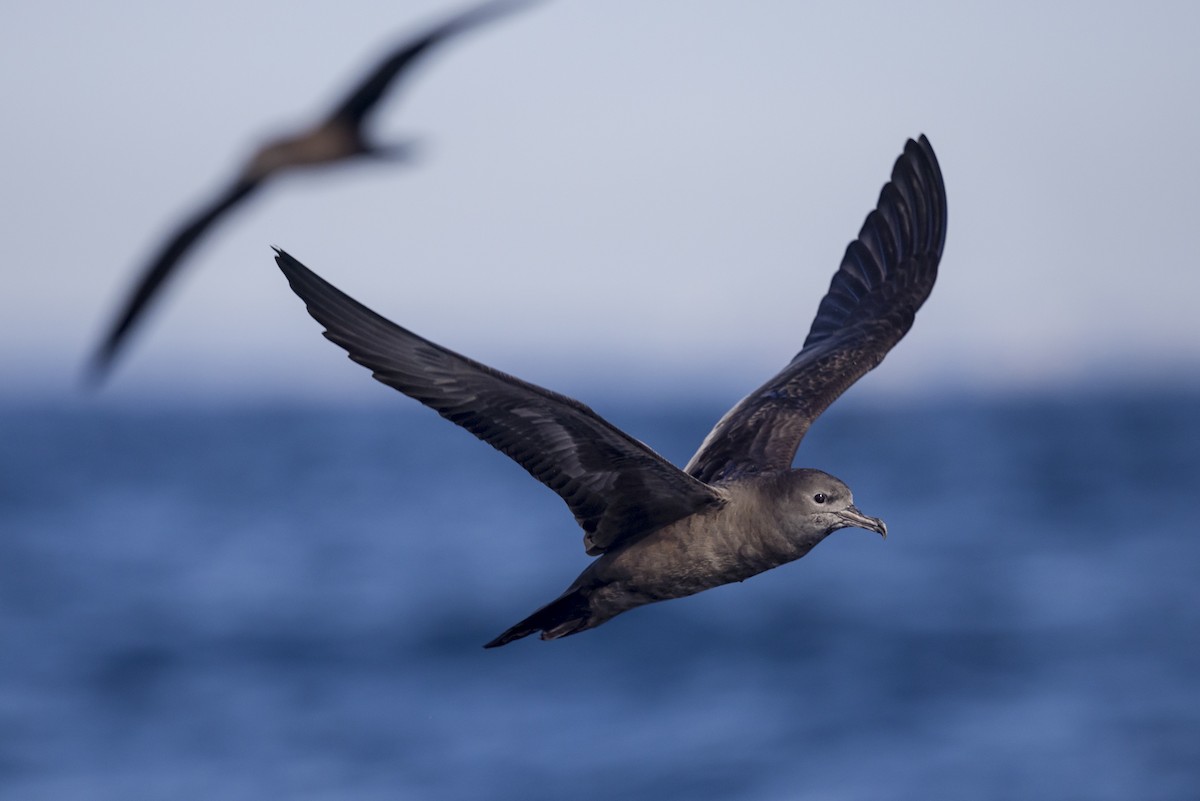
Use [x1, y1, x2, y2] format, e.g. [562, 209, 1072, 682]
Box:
[777, 468, 887, 542]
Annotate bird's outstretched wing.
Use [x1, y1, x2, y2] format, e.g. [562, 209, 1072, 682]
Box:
[276, 249, 723, 554]
[685, 135, 947, 484]
[87, 178, 262, 381]
[324, 0, 535, 129]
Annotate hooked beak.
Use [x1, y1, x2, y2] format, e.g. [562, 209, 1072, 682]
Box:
[836, 505, 888, 539]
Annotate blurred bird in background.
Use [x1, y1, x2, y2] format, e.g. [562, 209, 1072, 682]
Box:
[87, 0, 535, 384]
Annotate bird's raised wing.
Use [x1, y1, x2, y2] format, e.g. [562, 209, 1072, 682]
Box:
[324, 0, 535, 129]
[88, 178, 262, 382]
[276, 249, 723, 554]
[685, 135, 947, 484]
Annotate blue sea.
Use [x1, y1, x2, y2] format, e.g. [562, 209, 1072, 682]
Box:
[2, 386, 1198, 800]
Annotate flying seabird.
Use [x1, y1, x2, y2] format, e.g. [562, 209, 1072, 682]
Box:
[275, 135, 947, 648]
[87, 0, 533, 384]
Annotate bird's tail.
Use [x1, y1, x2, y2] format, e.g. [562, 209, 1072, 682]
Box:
[484, 589, 592, 648]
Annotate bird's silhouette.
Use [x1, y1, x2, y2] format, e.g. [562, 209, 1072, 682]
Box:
[88, 0, 533, 383]
[274, 136, 947, 647]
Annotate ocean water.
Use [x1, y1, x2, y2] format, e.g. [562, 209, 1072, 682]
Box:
[1, 387, 1198, 800]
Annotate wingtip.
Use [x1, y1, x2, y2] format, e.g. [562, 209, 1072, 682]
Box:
[902, 133, 948, 254]
[273, 247, 304, 278]
[902, 133, 935, 166]
[798, 133, 947, 353]
[81, 350, 113, 392]
[891, 134, 946, 224]
[410, 0, 541, 53]
[482, 625, 530, 649]
[901, 135, 938, 177]
[459, 0, 543, 27]
[82, 322, 130, 391]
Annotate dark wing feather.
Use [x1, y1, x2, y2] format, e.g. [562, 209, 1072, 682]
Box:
[324, 0, 534, 128]
[275, 249, 722, 554]
[685, 135, 947, 484]
[88, 178, 262, 382]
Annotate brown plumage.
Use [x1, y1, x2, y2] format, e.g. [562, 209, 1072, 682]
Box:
[275, 135, 947, 647]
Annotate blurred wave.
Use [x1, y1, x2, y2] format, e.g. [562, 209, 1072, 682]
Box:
[1, 388, 1197, 800]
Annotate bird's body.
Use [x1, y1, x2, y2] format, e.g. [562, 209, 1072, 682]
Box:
[490, 469, 883, 647]
[242, 126, 371, 181]
[275, 135, 947, 648]
[88, 0, 533, 382]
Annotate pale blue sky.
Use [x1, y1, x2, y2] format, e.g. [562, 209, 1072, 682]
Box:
[2, 1, 1198, 402]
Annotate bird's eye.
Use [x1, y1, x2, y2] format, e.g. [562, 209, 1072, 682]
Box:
[813, 493, 828, 504]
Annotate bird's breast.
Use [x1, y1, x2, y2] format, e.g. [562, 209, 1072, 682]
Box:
[593, 505, 800, 603]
